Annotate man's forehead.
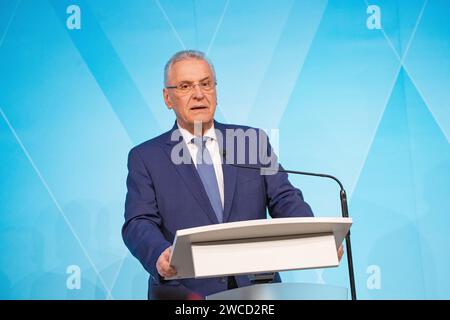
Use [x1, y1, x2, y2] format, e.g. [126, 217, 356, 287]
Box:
[169, 58, 213, 81]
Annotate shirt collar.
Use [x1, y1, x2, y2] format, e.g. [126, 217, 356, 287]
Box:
[177, 121, 217, 144]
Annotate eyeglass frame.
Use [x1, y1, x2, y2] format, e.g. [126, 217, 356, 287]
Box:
[165, 78, 217, 94]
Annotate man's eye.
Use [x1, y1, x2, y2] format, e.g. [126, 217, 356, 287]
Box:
[178, 83, 190, 90]
[200, 81, 211, 87]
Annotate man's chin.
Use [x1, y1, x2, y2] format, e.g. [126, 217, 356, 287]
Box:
[191, 118, 213, 126]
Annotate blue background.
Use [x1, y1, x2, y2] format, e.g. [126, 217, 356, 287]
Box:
[0, 0, 449, 299]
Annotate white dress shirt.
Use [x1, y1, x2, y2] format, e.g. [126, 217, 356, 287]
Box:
[177, 122, 224, 209]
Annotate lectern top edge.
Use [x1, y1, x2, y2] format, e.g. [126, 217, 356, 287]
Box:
[176, 216, 352, 237]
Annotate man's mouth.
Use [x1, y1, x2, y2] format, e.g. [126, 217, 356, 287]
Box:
[190, 105, 208, 110]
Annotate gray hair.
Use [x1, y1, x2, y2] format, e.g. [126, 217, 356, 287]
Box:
[164, 50, 216, 86]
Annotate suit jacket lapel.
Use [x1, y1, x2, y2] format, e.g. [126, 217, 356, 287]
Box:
[215, 121, 237, 223]
[163, 123, 220, 224]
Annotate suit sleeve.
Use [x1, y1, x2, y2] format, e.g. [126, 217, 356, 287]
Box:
[122, 147, 171, 284]
[259, 130, 314, 218]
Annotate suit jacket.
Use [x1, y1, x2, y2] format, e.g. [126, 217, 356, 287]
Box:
[122, 121, 314, 299]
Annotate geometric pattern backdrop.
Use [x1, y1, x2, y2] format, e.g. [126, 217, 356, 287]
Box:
[1, 0, 449, 299]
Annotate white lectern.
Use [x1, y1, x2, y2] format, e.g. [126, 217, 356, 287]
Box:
[168, 217, 352, 281]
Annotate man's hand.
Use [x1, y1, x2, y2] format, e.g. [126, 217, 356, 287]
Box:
[338, 244, 344, 262]
[156, 247, 177, 278]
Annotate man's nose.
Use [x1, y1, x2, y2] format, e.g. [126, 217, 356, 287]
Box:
[192, 84, 205, 99]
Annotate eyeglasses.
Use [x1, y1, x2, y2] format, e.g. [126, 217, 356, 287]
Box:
[165, 79, 217, 94]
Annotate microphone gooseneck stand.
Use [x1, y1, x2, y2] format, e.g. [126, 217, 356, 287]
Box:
[228, 162, 357, 300]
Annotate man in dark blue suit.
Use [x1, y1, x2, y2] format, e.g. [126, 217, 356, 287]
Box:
[122, 50, 315, 299]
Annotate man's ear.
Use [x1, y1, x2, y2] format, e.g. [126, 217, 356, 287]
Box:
[163, 88, 172, 110]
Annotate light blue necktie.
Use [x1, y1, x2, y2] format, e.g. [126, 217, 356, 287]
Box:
[193, 137, 223, 223]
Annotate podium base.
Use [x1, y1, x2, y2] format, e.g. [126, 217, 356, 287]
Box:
[206, 282, 348, 300]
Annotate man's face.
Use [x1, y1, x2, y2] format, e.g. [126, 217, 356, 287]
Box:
[163, 58, 217, 132]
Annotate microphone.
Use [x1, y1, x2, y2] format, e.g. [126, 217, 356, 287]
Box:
[222, 150, 357, 300]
